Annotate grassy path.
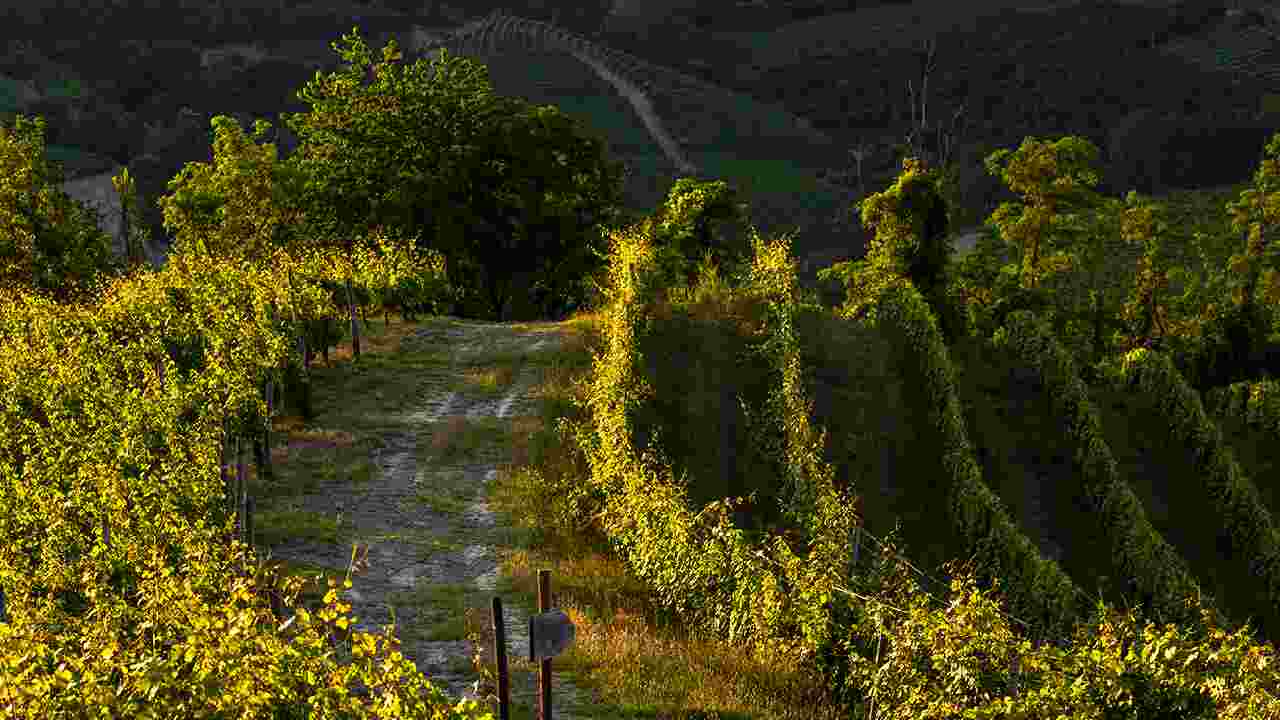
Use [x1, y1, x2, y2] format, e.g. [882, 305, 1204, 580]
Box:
[242, 315, 592, 716]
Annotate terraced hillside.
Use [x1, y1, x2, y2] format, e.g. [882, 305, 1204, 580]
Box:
[6, 9, 873, 286]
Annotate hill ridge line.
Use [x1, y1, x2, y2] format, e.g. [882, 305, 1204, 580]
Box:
[415, 10, 697, 175]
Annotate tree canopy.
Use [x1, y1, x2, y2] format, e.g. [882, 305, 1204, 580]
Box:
[1, 27, 751, 324]
[276, 29, 628, 319]
[0, 115, 128, 306]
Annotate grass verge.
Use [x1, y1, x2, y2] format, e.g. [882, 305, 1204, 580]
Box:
[484, 303, 848, 719]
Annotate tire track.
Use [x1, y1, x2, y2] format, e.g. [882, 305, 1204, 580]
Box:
[262, 319, 587, 715]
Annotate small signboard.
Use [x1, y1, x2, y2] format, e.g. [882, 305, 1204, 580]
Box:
[528, 609, 575, 662]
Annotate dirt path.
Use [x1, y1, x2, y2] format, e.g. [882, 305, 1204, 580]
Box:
[255, 316, 590, 715]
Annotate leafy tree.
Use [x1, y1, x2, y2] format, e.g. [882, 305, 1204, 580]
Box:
[1030, 192, 1158, 370]
[0, 114, 127, 305]
[819, 157, 963, 344]
[983, 136, 1107, 292]
[1140, 132, 1280, 390]
[277, 31, 473, 351]
[1220, 130, 1280, 373]
[938, 136, 1112, 344]
[944, 223, 1029, 339]
[277, 29, 630, 323]
[157, 115, 313, 266]
[428, 100, 627, 319]
[1112, 192, 1178, 356]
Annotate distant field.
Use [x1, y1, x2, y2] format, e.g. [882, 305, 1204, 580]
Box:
[698, 0, 1197, 71]
[457, 42, 859, 260]
[711, 3, 1025, 68]
[0, 74, 109, 179]
[477, 50, 658, 156]
[0, 74, 36, 115]
[708, 0, 1192, 69]
[11, 0, 1269, 279]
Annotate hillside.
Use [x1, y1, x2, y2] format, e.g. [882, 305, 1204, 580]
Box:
[12, 0, 1280, 297]
[221, 205, 1280, 715]
[4, 1, 1280, 717]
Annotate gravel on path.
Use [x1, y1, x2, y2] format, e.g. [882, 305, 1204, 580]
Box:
[261, 319, 590, 717]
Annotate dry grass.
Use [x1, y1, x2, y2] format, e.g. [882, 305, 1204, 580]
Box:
[462, 364, 517, 392]
[480, 304, 850, 719]
[430, 415, 470, 455]
[492, 548, 844, 720]
[506, 415, 542, 470]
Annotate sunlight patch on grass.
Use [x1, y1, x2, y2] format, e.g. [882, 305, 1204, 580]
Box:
[496, 548, 840, 720]
[422, 416, 508, 464]
[395, 581, 488, 642]
[412, 485, 470, 516]
[459, 363, 517, 394]
[252, 507, 348, 547]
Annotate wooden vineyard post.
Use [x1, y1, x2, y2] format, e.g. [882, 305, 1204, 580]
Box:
[491, 576, 574, 720]
[492, 597, 511, 720]
[0, 585, 6, 710]
[266, 375, 274, 464]
[241, 436, 254, 548]
[226, 432, 252, 548]
[257, 375, 274, 480]
[528, 570, 575, 720]
[298, 333, 312, 419]
[246, 495, 255, 548]
[853, 524, 861, 566]
[220, 418, 231, 545]
[538, 570, 552, 720]
[237, 435, 246, 545]
[260, 303, 276, 475]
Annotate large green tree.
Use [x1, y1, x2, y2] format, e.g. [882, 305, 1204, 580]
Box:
[0, 114, 128, 306]
[945, 136, 1110, 344]
[983, 136, 1107, 293]
[277, 28, 627, 321]
[427, 100, 627, 319]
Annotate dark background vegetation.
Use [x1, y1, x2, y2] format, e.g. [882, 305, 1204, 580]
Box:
[5, 0, 1280, 302]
